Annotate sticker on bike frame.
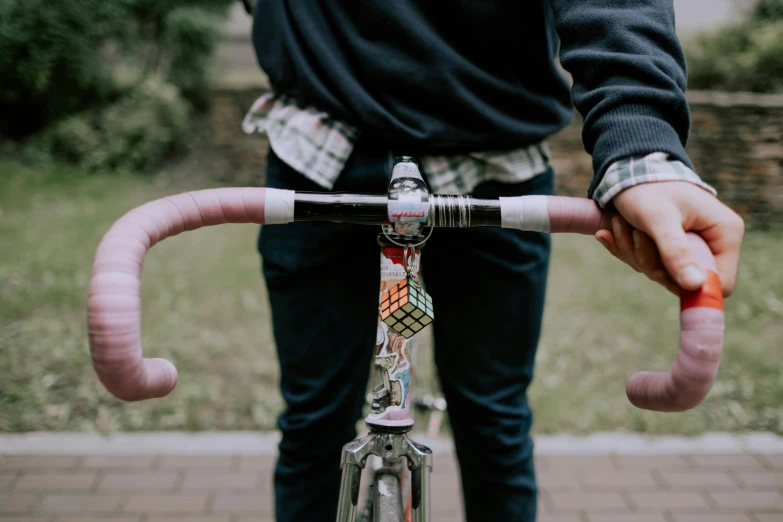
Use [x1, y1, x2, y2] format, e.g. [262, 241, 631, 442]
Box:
[367, 247, 423, 425]
[388, 199, 429, 223]
[369, 324, 414, 416]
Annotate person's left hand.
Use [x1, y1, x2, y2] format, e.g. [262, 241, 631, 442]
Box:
[595, 181, 744, 296]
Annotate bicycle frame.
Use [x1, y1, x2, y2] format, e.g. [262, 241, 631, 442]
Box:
[86, 156, 726, 522]
[336, 159, 435, 522]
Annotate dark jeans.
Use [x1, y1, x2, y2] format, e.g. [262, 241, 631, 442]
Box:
[259, 141, 552, 522]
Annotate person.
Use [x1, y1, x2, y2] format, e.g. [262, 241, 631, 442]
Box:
[241, 2, 745, 522]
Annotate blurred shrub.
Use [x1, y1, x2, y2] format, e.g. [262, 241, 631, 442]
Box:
[752, 0, 783, 21]
[1, 0, 232, 171]
[686, 0, 783, 93]
[30, 79, 191, 172]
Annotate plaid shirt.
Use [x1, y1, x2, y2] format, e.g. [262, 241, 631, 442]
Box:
[243, 93, 715, 207]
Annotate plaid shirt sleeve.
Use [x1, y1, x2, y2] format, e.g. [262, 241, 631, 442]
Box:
[593, 152, 717, 208]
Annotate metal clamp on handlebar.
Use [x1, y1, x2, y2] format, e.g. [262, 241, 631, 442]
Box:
[387, 156, 430, 237]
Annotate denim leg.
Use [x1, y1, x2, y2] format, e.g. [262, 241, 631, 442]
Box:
[259, 147, 389, 522]
[421, 171, 553, 522]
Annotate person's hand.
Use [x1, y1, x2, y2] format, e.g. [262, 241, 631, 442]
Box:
[595, 181, 744, 296]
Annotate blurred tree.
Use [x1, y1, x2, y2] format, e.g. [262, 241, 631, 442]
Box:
[123, 0, 230, 109]
[686, 0, 783, 92]
[0, 0, 125, 137]
[751, 0, 783, 20]
[0, 0, 233, 140]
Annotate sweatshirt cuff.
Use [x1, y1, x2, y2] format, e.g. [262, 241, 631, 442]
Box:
[587, 103, 695, 198]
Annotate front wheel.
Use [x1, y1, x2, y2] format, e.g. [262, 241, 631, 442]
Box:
[371, 468, 404, 522]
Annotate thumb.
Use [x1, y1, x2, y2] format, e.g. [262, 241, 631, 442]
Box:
[645, 216, 706, 291]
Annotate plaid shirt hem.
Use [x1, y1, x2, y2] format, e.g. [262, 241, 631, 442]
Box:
[242, 94, 358, 189]
[243, 93, 550, 195]
[243, 93, 716, 202]
[594, 152, 717, 208]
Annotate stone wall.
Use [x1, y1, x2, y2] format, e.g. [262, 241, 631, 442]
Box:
[209, 82, 783, 226]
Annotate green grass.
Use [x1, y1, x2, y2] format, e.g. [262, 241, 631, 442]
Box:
[1, 160, 782, 435]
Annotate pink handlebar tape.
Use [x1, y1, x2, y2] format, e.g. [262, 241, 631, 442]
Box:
[88, 191, 724, 412]
[87, 188, 293, 401]
[500, 195, 725, 412]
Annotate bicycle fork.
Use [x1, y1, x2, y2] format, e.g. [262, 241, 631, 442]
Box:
[336, 430, 433, 522]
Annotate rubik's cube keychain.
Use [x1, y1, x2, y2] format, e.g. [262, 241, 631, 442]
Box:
[379, 245, 434, 339]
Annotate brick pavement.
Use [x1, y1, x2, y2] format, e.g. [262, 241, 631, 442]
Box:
[1, 452, 781, 521]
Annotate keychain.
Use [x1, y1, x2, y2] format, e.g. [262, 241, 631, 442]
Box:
[379, 244, 434, 339]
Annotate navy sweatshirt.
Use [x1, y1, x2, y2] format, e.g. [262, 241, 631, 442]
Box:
[252, 0, 695, 195]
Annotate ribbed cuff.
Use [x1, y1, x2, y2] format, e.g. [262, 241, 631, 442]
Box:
[587, 103, 694, 198]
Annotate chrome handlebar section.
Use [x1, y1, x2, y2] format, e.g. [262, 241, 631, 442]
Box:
[293, 193, 502, 228]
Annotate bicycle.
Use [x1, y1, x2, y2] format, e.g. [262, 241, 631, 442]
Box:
[86, 156, 726, 522]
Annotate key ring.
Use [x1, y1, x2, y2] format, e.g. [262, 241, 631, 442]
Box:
[403, 243, 416, 277]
